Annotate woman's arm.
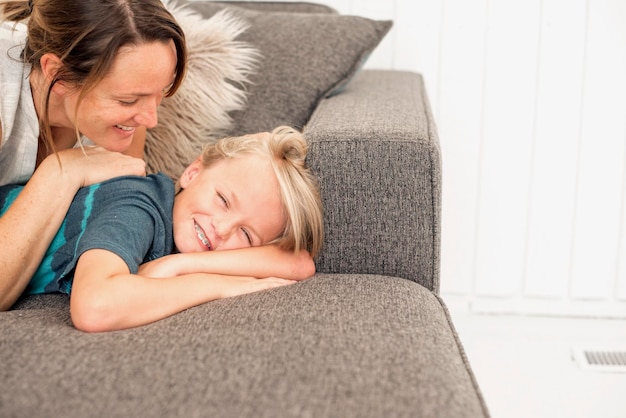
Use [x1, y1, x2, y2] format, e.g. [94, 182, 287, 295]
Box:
[138, 245, 316, 281]
[0, 147, 145, 311]
[71, 249, 295, 332]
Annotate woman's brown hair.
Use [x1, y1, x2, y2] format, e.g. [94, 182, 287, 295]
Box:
[0, 0, 187, 154]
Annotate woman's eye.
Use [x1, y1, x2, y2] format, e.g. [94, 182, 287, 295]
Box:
[119, 99, 138, 106]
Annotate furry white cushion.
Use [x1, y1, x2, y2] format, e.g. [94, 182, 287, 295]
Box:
[145, 2, 258, 180]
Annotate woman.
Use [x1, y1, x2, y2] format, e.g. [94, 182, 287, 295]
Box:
[0, 0, 187, 309]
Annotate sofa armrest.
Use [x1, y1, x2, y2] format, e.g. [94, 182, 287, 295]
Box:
[304, 70, 442, 293]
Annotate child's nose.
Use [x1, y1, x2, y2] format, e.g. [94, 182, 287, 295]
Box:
[212, 217, 236, 241]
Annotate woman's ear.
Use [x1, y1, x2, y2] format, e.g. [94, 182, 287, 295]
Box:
[39, 53, 66, 94]
[178, 157, 204, 190]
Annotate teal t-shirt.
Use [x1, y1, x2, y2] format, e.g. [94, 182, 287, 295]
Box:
[0, 173, 175, 295]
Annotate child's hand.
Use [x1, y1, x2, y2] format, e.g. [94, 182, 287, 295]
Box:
[219, 276, 296, 299]
[138, 254, 182, 278]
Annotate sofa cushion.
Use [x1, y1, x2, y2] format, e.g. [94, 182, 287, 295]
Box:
[2, 275, 488, 418]
[187, 2, 392, 135]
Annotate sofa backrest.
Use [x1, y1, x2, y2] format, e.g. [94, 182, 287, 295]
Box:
[204, 1, 337, 14]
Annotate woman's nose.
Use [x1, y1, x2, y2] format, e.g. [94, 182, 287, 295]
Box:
[135, 97, 160, 128]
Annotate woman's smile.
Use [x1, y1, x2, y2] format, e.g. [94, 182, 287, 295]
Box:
[114, 124, 135, 133]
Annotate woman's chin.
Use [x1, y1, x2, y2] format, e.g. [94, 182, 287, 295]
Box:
[94, 132, 135, 153]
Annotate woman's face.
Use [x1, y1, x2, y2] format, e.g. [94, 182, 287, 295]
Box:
[63, 41, 177, 152]
[173, 155, 287, 253]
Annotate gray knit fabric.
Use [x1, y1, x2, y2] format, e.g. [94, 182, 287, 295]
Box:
[306, 70, 442, 293]
[208, 1, 337, 14]
[0, 35, 486, 417]
[2, 275, 488, 418]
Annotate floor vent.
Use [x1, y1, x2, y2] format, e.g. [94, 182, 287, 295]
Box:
[572, 348, 626, 373]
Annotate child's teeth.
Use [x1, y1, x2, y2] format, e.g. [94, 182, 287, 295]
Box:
[194, 221, 211, 249]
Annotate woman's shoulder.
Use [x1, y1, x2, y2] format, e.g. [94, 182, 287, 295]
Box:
[0, 21, 27, 45]
[0, 34, 38, 186]
[0, 23, 29, 80]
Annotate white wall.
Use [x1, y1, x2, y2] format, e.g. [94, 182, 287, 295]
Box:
[209, 0, 626, 318]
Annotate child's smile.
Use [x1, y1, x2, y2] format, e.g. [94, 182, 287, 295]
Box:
[193, 219, 212, 251]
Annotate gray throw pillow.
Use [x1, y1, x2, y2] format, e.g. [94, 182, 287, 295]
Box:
[188, 2, 392, 135]
[209, 1, 337, 14]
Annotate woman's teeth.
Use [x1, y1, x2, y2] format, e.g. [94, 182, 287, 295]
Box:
[194, 221, 211, 250]
[115, 124, 134, 131]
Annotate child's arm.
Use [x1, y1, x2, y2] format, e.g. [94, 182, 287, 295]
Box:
[71, 249, 295, 333]
[138, 245, 315, 281]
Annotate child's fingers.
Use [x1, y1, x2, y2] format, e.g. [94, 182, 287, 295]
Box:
[256, 277, 297, 289]
[244, 277, 296, 294]
[222, 277, 295, 299]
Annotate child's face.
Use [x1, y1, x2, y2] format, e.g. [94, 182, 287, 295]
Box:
[172, 155, 286, 253]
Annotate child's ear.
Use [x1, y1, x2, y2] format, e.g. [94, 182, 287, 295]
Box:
[39, 53, 67, 94]
[178, 157, 203, 190]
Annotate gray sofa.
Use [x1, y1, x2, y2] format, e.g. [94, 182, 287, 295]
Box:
[0, 2, 489, 418]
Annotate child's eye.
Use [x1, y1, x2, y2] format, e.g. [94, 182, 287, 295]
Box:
[218, 192, 228, 208]
[241, 228, 252, 246]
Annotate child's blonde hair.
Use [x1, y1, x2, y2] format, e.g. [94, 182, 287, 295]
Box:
[199, 126, 324, 258]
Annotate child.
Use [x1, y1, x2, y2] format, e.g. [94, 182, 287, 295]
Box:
[0, 126, 324, 332]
